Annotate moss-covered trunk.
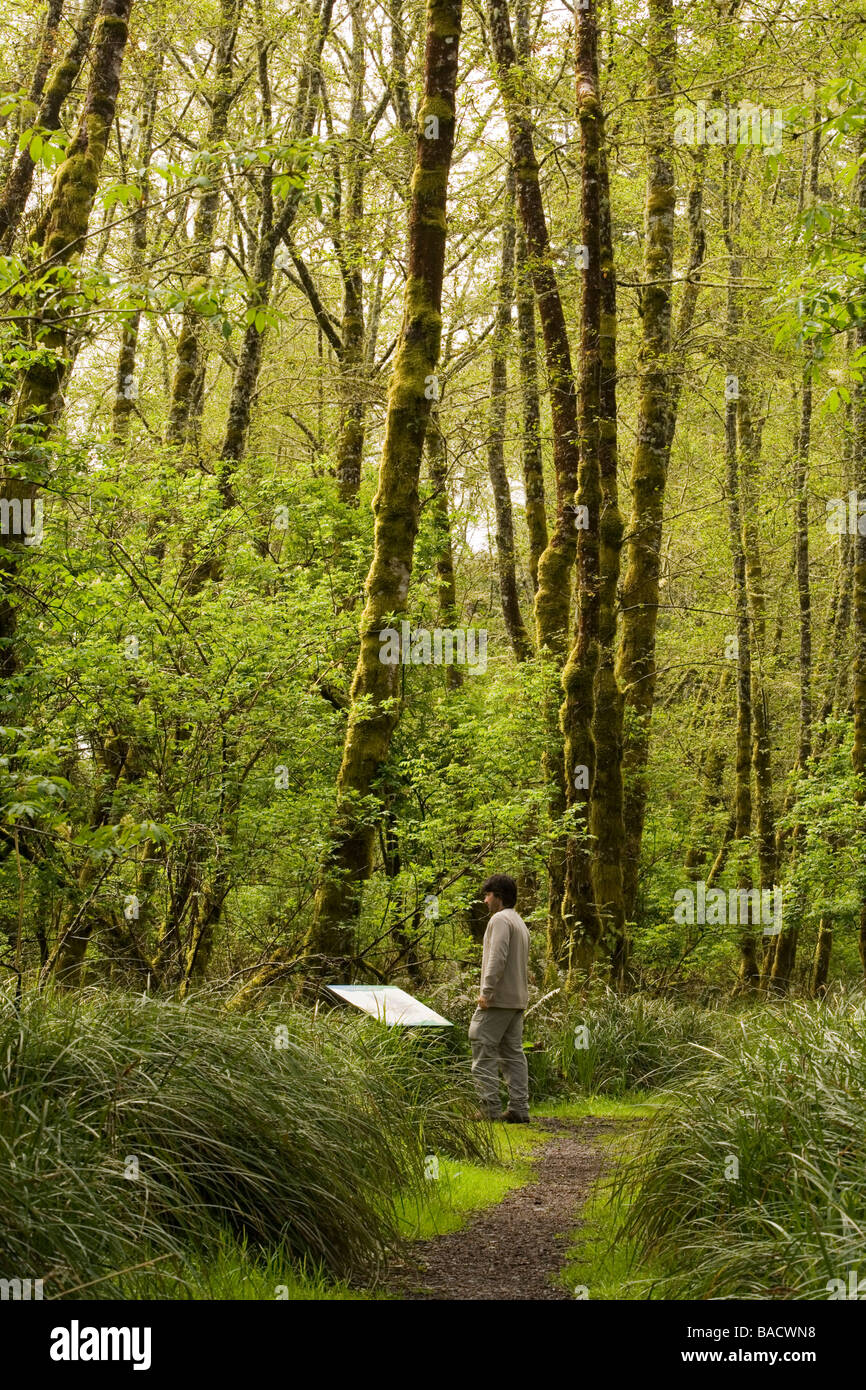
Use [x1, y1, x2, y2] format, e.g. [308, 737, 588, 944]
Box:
[292, 0, 463, 976]
[112, 48, 160, 440]
[427, 403, 463, 690]
[816, 524, 853, 744]
[486, 0, 578, 963]
[853, 130, 866, 978]
[515, 222, 548, 595]
[684, 666, 732, 874]
[0, 0, 101, 251]
[488, 171, 532, 661]
[559, 0, 606, 978]
[486, 0, 577, 660]
[178, 734, 243, 996]
[723, 232, 759, 994]
[335, 0, 368, 506]
[737, 389, 777, 932]
[590, 98, 627, 985]
[769, 356, 814, 991]
[614, 0, 678, 927]
[727, 389, 758, 993]
[0, 0, 134, 676]
[165, 0, 242, 451]
[513, 0, 547, 594]
[811, 919, 832, 997]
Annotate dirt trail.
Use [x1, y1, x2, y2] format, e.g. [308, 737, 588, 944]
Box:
[387, 1114, 637, 1301]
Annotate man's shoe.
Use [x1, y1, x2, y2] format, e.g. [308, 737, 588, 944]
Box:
[500, 1109, 530, 1124]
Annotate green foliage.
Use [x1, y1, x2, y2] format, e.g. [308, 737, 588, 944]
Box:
[619, 994, 866, 1297]
[524, 989, 728, 1098]
[0, 989, 492, 1296]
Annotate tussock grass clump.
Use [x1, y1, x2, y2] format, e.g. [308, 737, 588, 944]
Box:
[0, 990, 490, 1298]
[527, 989, 726, 1098]
[618, 995, 866, 1298]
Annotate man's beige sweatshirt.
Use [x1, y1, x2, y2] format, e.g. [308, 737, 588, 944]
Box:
[479, 907, 530, 1009]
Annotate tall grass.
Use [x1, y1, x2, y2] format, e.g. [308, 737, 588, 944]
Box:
[617, 995, 866, 1298]
[0, 989, 491, 1298]
[526, 988, 727, 1097]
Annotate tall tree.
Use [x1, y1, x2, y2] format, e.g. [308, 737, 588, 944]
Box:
[723, 165, 759, 995]
[615, 0, 677, 926]
[512, 0, 547, 594]
[560, 0, 606, 977]
[0, 0, 135, 676]
[486, 0, 579, 963]
[165, 0, 243, 451]
[112, 37, 161, 440]
[588, 98, 626, 983]
[293, 0, 464, 974]
[487, 170, 532, 661]
[853, 126, 866, 977]
[0, 0, 101, 251]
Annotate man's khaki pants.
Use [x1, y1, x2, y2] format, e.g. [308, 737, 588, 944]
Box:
[468, 1006, 530, 1119]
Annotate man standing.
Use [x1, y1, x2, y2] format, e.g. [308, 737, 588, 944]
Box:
[469, 874, 531, 1123]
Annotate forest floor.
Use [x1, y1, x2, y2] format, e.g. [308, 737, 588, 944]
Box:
[385, 1108, 648, 1300]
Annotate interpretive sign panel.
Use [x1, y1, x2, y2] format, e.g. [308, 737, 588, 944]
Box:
[325, 985, 452, 1027]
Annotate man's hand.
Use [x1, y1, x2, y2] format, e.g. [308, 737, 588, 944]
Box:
[477, 995, 490, 1010]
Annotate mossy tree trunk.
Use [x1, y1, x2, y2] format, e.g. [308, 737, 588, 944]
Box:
[723, 187, 759, 993]
[815, 523, 853, 747]
[335, 0, 369, 506]
[853, 129, 866, 978]
[165, 0, 242, 452]
[486, 0, 578, 965]
[589, 94, 626, 985]
[488, 170, 532, 661]
[0, 0, 64, 195]
[388, 0, 414, 140]
[0, 0, 101, 251]
[427, 402, 463, 690]
[22, 0, 66, 124]
[614, 0, 677, 927]
[178, 734, 246, 997]
[46, 727, 156, 988]
[515, 220, 547, 594]
[811, 919, 832, 997]
[737, 388, 777, 928]
[513, 0, 547, 594]
[294, 0, 464, 976]
[112, 42, 160, 440]
[0, 0, 134, 677]
[560, 0, 609, 979]
[770, 356, 814, 991]
[727, 377, 758, 993]
[684, 666, 732, 874]
[486, 0, 577, 659]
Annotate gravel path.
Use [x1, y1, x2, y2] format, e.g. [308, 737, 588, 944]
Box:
[386, 1114, 637, 1301]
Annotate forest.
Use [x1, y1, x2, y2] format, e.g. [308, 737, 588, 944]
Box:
[1, 0, 866, 1312]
